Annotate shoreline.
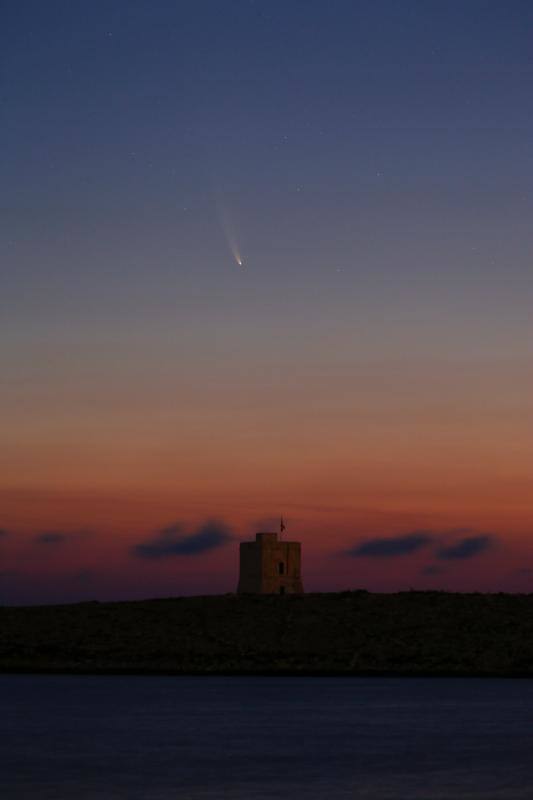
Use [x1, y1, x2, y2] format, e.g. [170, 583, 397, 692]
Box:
[2, 668, 533, 679]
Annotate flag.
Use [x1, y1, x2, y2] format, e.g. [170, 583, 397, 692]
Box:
[280, 516, 286, 533]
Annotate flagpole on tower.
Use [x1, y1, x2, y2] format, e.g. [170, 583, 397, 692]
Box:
[280, 516, 286, 540]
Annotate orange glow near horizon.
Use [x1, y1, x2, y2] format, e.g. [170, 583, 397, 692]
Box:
[1, 348, 532, 602]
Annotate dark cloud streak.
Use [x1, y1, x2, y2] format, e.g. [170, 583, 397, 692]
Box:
[436, 535, 494, 560]
[35, 532, 68, 545]
[422, 564, 446, 576]
[346, 532, 433, 558]
[133, 520, 233, 559]
[346, 529, 499, 562]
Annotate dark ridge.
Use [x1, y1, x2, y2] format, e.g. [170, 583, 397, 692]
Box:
[2, 591, 533, 677]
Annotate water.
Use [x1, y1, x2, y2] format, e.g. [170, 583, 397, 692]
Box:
[1, 676, 533, 799]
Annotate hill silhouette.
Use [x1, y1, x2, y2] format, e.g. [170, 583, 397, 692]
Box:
[2, 591, 533, 676]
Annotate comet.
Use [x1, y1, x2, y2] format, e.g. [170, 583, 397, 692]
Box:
[215, 193, 245, 268]
[226, 229, 244, 268]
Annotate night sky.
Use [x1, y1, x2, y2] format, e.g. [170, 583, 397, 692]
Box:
[1, 1, 532, 603]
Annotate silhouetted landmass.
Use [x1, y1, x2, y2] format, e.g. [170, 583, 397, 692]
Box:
[2, 591, 533, 676]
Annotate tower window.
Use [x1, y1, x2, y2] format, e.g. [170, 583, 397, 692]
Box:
[278, 562, 285, 575]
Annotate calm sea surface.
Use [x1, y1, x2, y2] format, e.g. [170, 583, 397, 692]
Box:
[2, 675, 533, 799]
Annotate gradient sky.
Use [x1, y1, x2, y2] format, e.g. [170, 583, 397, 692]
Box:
[1, 1, 532, 604]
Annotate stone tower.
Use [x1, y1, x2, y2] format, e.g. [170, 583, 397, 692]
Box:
[237, 532, 303, 595]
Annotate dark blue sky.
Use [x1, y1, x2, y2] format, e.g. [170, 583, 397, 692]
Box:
[3, 1, 532, 339]
[4, 1, 533, 218]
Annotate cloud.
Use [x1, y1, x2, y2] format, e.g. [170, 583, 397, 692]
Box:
[133, 520, 233, 559]
[0, 529, 9, 538]
[436, 535, 494, 560]
[513, 567, 533, 578]
[35, 532, 67, 545]
[422, 564, 446, 576]
[33, 530, 92, 546]
[345, 528, 499, 563]
[346, 532, 433, 558]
